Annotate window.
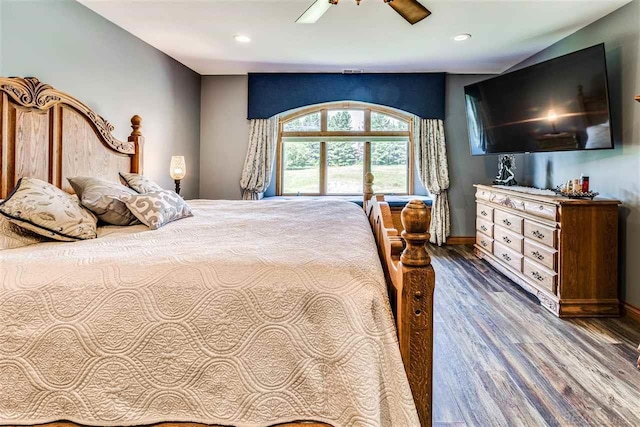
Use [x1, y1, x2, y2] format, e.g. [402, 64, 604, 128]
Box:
[282, 140, 320, 194]
[277, 103, 414, 196]
[283, 112, 321, 132]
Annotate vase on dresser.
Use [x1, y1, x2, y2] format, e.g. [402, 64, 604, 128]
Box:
[474, 184, 621, 318]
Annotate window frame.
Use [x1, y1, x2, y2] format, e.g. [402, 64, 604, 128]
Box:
[276, 102, 415, 196]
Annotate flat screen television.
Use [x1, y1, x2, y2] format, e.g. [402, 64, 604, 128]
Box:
[465, 44, 613, 156]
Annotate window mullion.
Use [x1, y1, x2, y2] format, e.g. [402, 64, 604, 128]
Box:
[320, 141, 327, 195]
[320, 109, 327, 132]
[364, 141, 371, 184]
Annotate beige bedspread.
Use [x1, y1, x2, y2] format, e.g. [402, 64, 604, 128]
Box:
[0, 199, 419, 427]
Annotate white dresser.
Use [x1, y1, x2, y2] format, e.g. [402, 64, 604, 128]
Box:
[474, 184, 620, 317]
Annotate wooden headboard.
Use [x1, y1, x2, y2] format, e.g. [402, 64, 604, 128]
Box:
[0, 77, 144, 198]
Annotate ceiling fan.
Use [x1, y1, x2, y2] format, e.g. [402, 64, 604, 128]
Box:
[296, 0, 431, 25]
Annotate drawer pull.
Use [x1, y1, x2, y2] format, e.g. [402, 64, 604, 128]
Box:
[531, 271, 544, 282]
[502, 253, 512, 262]
[532, 230, 545, 239]
[481, 240, 488, 247]
[503, 218, 512, 226]
[481, 225, 487, 231]
[502, 236, 512, 244]
[531, 250, 545, 261]
[481, 210, 488, 216]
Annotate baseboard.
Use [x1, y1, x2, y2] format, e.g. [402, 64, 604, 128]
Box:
[623, 302, 640, 324]
[446, 236, 475, 245]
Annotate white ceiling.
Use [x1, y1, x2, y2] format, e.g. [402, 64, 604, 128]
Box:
[80, 0, 631, 75]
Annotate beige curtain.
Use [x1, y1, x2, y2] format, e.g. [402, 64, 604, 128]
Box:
[415, 118, 450, 246]
[240, 117, 278, 200]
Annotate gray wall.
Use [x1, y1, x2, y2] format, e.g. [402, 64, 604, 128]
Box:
[200, 75, 250, 200]
[0, 0, 201, 199]
[508, 0, 640, 306]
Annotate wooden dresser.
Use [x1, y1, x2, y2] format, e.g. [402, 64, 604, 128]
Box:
[474, 184, 620, 317]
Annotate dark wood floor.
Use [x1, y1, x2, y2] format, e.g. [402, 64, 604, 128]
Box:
[430, 245, 640, 427]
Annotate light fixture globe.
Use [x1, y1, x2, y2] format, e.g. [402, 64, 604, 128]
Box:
[233, 34, 251, 43]
[170, 156, 186, 195]
[452, 33, 471, 42]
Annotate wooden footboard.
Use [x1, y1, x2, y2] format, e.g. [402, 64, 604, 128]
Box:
[364, 174, 435, 427]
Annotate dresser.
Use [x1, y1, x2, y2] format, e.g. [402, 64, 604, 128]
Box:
[474, 184, 620, 317]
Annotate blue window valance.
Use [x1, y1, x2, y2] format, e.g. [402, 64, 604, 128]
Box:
[248, 73, 445, 119]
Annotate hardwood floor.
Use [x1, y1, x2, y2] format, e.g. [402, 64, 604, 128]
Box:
[430, 245, 640, 427]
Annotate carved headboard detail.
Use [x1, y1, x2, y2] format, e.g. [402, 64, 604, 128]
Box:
[0, 77, 143, 198]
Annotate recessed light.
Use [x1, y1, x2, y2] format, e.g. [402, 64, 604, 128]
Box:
[234, 35, 251, 43]
[452, 33, 471, 42]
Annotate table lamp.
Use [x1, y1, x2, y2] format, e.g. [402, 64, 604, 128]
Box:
[170, 156, 186, 195]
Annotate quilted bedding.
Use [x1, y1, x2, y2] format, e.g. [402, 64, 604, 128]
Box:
[0, 199, 419, 427]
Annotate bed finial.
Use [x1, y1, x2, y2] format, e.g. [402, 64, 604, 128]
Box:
[400, 200, 431, 267]
[130, 115, 142, 136]
[363, 172, 374, 210]
[129, 115, 144, 173]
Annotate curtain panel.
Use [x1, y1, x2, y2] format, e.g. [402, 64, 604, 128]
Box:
[415, 118, 450, 246]
[240, 117, 278, 200]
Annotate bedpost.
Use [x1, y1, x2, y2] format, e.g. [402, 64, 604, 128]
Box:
[363, 172, 374, 210]
[399, 200, 435, 427]
[129, 115, 144, 174]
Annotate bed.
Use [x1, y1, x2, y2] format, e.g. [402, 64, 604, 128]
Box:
[0, 77, 435, 427]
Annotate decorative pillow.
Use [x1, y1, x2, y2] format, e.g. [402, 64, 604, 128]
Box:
[120, 190, 193, 230]
[119, 172, 164, 194]
[0, 177, 98, 241]
[68, 176, 140, 226]
[0, 206, 45, 250]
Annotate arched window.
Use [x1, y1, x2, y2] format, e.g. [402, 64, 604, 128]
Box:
[277, 102, 414, 196]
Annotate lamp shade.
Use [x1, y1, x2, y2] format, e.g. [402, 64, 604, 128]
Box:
[170, 156, 186, 180]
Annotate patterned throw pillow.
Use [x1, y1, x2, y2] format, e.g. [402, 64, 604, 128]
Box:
[0, 177, 98, 241]
[119, 172, 164, 194]
[68, 176, 140, 226]
[120, 190, 193, 230]
[0, 206, 45, 250]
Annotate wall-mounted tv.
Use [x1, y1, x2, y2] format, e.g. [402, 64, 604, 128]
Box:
[465, 44, 613, 156]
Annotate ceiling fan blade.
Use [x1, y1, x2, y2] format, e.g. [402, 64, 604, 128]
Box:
[388, 0, 431, 25]
[296, 0, 332, 24]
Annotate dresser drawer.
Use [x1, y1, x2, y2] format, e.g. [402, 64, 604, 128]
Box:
[477, 203, 494, 221]
[476, 188, 491, 201]
[490, 192, 526, 212]
[524, 201, 557, 221]
[524, 220, 557, 249]
[493, 242, 523, 272]
[494, 209, 523, 234]
[524, 240, 557, 271]
[494, 225, 523, 253]
[523, 258, 557, 294]
[476, 217, 494, 237]
[476, 232, 493, 252]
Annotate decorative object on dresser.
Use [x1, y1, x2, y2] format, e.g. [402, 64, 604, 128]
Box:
[493, 154, 517, 186]
[169, 155, 186, 195]
[474, 184, 620, 317]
